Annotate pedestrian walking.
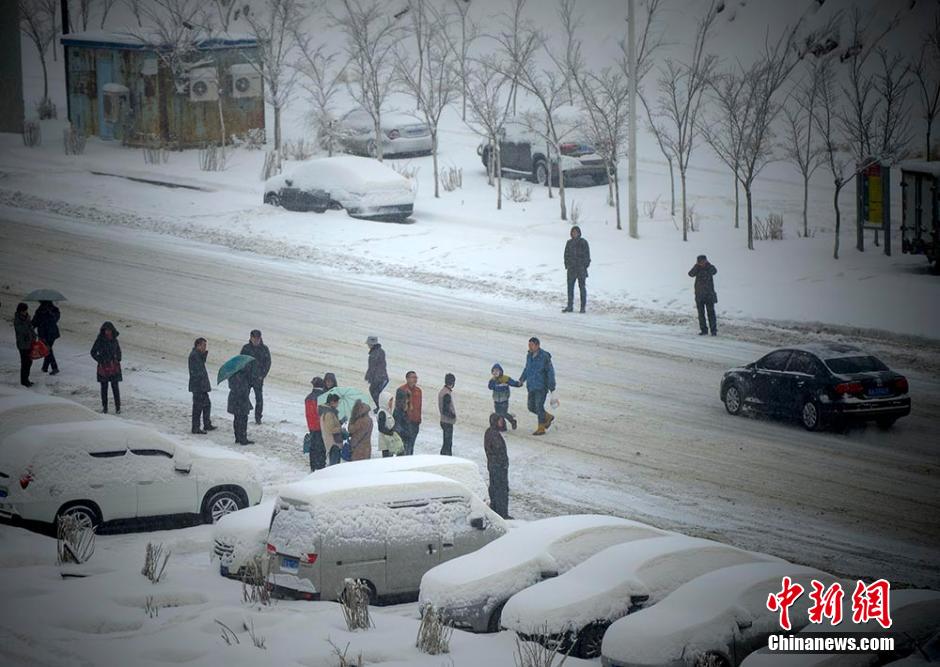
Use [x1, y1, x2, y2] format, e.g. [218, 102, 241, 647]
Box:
[484, 412, 511, 519]
[377, 392, 405, 457]
[347, 399, 374, 461]
[562, 225, 591, 313]
[91, 321, 122, 413]
[31, 300, 60, 375]
[364, 335, 388, 413]
[394, 371, 423, 455]
[323, 372, 338, 392]
[188, 337, 216, 434]
[305, 377, 327, 471]
[240, 330, 271, 424]
[519, 337, 556, 435]
[319, 393, 344, 465]
[488, 363, 521, 430]
[13, 303, 36, 387]
[227, 365, 254, 445]
[688, 254, 718, 336]
[438, 373, 457, 456]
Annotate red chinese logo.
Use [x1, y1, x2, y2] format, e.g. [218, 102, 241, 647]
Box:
[768, 578, 893, 631]
[767, 576, 805, 631]
[851, 579, 892, 629]
[808, 581, 844, 625]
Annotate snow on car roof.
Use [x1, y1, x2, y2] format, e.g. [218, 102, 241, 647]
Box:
[278, 471, 469, 507]
[287, 156, 411, 192]
[601, 562, 835, 664]
[502, 535, 781, 634]
[0, 397, 101, 443]
[0, 393, 74, 412]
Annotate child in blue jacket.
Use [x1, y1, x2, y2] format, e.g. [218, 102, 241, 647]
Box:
[488, 363, 521, 430]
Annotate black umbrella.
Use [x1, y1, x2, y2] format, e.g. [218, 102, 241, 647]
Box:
[24, 289, 67, 302]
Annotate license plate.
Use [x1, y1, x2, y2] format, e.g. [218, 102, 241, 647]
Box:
[280, 557, 299, 572]
[867, 387, 891, 397]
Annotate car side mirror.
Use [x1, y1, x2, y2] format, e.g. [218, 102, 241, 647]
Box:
[470, 516, 485, 530]
[285, 178, 293, 187]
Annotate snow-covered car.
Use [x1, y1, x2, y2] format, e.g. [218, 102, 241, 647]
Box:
[264, 155, 416, 222]
[600, 562, 841, 667]
[0, 420, 262, 529]
[740, 588, 940, 667]
[502, 535, 783, 659]
[266, 472, 505, 602]
[420, 515, 669, 634]
[212, 455, 492, 578]
[0, 392, 101, 442]
[327, 108, 432, 157]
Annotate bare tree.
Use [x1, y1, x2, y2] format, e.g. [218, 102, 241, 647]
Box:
[395, 0, 460, 198]
[133, 0, 204, 96]
[654, 0, 719, 241]
[463, 54, 514, 209]
[19, 0, 56, 111]
[98, 0, 117, 28]
[244, 0, 304, 152]
[912, 14, 940, 160]
[332, 0, 403, 162]
[701, 72, 747, 230]
[211, 0, 248, 31]
[71, 0, 92, 30]
[782, 60, 827, 238]
[123, 0, 144, 27]
[294, 32, 347, 157]
[494, 0, 537, 117]
[452, 0, 476, 121]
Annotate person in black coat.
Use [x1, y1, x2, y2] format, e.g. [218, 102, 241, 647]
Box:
[688, 254, 718, 336]
[563, 225, 591, 313]
[240, 329, 271, 425]
[90, 321, 122, 413]
[32, 300, 60, 374]
[227, 366, 254, 445]
[364, 335, 388, 413]
[13, 303, 36, 387]
[484, 412, 510, 519]
[188, 337, 216, 434]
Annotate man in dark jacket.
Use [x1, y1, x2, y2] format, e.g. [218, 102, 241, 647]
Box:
[188, 337, 216, 434]
[227, 366, 254, 445]
[484, 413, 510, 519]
[688, 254, 718, 336]
[305, 377, 327, 471]
[519, 337, 556, 436]
[13, 303, 36, 387]
[32, 300, 60, 374]
[438, 373, 456, 456]
[563, 225, 591, 313]
[364, 335, 388, 413]
[240, 329, 271, 424]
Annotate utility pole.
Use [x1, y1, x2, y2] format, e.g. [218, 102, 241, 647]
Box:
[627, 0, 639, 238]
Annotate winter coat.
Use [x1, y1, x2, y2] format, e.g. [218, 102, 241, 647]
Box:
[226, 369, 253, 416]
[305, 388, 325, 431]
[90, 322, 122, 383]
[395, 383, 423, 425]
[188, 348, 211, 394]
[347, 401, 373, 461]
[13, 313, 36, 351]
[240, 341, 271, 386]
[488, 364, 522, 404]
[688, 262, 718, 303]
[520, 349, 556, 393]
[564, 235, 591, 275]
[377, 408, 404, 454]
[364, 344, 388, 384]
[438, 386, 456, 425]
[31, 303, 60, 343]
[319, 404, 343, 446]
[484, 413, 508, 470]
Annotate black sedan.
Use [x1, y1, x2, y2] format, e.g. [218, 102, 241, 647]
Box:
[720, 343, 911, 431]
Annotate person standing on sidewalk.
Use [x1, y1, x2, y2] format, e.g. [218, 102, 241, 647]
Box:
[227, 366, 254, 445]
[364, 335, 388, 413]
[562, 225, 591, 313]
[394, 371, 423, 455]
[488, 363, 521, 430]
[188, 337, 216, 434]
[305, 377, 327, 471]
[240, 329, 271, 424]
[13, 303, 36, 387]
[484, 412, 511, 519]
[688, 254, 718, 336]
[519, 336, 556, 436]
[32, 300, 60, 375]
[438, 373, 457, 456]
[91, 321, 122, 413]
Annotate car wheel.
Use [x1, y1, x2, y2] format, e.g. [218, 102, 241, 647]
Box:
[263, 192, 280, 207]
[800, 399, 822, 431]
[487, 600, 507, 633]
[57, 502, 101, 531]
[533, 159, 549, 186]
[724, 384, 744, 415]
[876, 417, 897, 430]
[575, 622, 608, 659]
[202, 489, 246, 524]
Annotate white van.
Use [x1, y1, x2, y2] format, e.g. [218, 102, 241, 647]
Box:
[266, 472, 506, 602]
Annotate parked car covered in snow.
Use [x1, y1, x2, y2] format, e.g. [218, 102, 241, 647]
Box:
[720, 343, 911, 431]
[265, 472, 505, 602]
[600, 562, 840, 667]
[0, 392, 101, 442]
[0, 420, 262, 530]
[212, 455, 491, 578]
[741, 588, 940, 667]
[263, 155, 416, 222]
[325, 108, 432, 157]
[502, 535, 783, 659]
[420, 515, 668, 634]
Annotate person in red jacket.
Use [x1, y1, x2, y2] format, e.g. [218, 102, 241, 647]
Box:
[394, 371, 422, 456]
[305, 376, 327, 471]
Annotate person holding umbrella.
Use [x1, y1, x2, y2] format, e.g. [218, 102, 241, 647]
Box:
[13, 303, 36, 387]
[91, 321, 122, 413]
[218, 354, 256, 445]
[240, 330, 271, 425]
[31, 300, 60, 375]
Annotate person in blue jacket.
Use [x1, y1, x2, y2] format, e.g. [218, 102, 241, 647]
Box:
[488, 363, 521, 430]
[519, 337, 556, 436]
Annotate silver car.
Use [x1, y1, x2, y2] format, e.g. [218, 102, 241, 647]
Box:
[330, 109, 432, 157]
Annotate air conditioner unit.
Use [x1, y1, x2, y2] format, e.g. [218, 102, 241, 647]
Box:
[230, 63, 262, 99]
[189, 67, 218, 102]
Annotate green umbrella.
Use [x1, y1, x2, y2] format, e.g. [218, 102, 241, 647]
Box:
[24, 289, 67, 302]
[217, 355, 255, 385]
[318, 386, 372, 422]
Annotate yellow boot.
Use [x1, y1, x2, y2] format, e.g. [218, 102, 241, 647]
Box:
[543, 412, 555, 431]
[533, 423, 546, 436]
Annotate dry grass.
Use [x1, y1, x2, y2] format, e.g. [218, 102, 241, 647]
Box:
[339, 578, 373, 631]
[416, 605, 454, 655]
[141, 542, 171, 584]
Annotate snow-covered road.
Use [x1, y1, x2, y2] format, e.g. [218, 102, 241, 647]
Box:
[2, 207, 938, 588]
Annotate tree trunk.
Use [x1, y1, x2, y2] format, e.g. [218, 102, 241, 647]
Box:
[927, 120, 933, 161]
[607, 163, 615, 206]
[614, 169, 622, 231]
[681, 168, 688, 242]
[745, 184, 754, 251]
[734, 174, 739, 229]
[432, 130, 440, 198]
[374, 116, 383, 162]
[486, 137, 494, 186]
[558, 153, 567, 221]
[496, 144, 503, 210]
[273, 104, 281, 152]
[217, 92, 227, 162]
[40, 53, 49, 102]
[668, 157, 676, 217]
[833, 184, 841, 260]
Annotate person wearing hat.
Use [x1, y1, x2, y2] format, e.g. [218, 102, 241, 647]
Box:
[188, 337, 217, 434]
[364, 335, 388, 414]
[240, 329, 272, 424]
[563, 225, 590, 313]
[13, 303, 36, 387]
[519, 336, 556, 435]
[31, 300, 61, 375]
[688, 254, 718, 336]
[305, 376, 327, 471]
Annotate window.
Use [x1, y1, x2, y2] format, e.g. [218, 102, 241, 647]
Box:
[824, 356, 889, 374]
[130, 449, 173, 458]
[787, 353, 823, 376]
[757, 350, 791, 372]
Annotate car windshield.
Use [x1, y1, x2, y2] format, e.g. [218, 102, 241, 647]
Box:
[824, 355, 889, 374]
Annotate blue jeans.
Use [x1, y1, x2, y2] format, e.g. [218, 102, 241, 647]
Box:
[527, 389, 547, 424]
